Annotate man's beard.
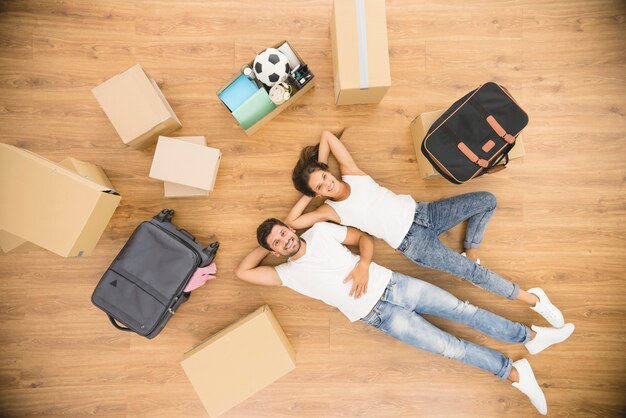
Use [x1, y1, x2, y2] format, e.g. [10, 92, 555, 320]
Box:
[284, 237, 301, 257]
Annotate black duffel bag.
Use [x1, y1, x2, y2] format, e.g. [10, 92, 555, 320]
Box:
[92, 209, 219, 339]
[422, 82, 528, 184]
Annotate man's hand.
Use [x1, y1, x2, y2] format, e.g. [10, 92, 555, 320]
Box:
[343, 261, 369, 299]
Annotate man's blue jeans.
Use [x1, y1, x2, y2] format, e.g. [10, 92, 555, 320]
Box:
[361, 272, 531, 379]
[398, 191, 520, 300]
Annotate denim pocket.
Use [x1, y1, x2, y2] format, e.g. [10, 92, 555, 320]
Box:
[413, 202, 431, 228]
[362, 306, 383, 328]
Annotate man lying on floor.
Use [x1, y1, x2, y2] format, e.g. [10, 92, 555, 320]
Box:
[235, 219, 575, 415]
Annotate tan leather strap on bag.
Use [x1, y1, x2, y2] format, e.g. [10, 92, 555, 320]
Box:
[458, 142, 489, 168]
[486, 115, 516, 144]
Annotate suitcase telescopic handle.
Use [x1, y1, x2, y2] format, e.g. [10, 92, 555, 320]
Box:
[108, 315, 132, 332]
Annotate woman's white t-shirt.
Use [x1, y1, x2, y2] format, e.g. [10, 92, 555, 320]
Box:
[275, 222, 392, 322]
[325, 175, 416, 249]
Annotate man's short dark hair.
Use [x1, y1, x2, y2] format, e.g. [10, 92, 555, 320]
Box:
[257, 218, 288, 251]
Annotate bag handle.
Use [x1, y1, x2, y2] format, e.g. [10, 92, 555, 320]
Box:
[108, 315, 132, 332]
[487, 153, 509, 174]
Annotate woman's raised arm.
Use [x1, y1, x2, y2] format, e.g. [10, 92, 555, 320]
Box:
[318, 130, 365, 176]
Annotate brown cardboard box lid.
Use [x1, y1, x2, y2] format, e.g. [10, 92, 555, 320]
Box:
[181, 305, 296, 418]
[91, 64, 180, 144]
[163, 136, 210, 197]
[0, 144, 121, 257]
[60, 157, 115, 190]
[332, 0, 390, 91]
[149, 136, 221, 192]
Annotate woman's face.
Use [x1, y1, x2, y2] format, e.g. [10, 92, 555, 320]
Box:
[307, 169, 341, 198]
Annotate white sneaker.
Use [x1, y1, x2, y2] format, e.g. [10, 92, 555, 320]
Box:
[524, 323, 575, 355]
[512, 359, 547, 415]
[461, 252, 481, 265]
[528, 288, 565, 328]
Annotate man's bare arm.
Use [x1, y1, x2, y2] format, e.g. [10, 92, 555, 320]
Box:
[234, 246, 282, 286]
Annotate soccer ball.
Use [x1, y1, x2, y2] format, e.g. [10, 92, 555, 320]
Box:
[253, 48, 290, 87]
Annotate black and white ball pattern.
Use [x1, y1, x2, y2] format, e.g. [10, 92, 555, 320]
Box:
[253, 48, 290, 87]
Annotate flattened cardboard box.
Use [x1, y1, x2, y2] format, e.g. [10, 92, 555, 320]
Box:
[181, 305, 296, 418]
[92, 64, 181, 149]
[163, 136, 211, 198]
[149, 136, 221, 192]
[0, 144, 121, 257]
[331, 0, 391, 105]
[410, 109, 526, 179]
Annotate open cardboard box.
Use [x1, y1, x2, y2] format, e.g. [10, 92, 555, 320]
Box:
[217, 40, 315, 136]
[0, 144, 121, 257]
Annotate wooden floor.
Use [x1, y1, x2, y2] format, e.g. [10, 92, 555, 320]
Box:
[1, 0, 625, 417]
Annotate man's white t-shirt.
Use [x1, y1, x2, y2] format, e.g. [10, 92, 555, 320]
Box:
[275, 222, 392, 322]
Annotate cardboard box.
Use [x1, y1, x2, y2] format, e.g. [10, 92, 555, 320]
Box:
[92, 64, 182, 149]
[149, 136, 221, 192]
[331, 0, 391, 105]
[181, 305, 296, 418]
[217, 40, 315, 136]
[0, 144, 121, 257]
[410, 109, 526, 179]
[163, 136, 210, 198]
[60, 157, 115, 190]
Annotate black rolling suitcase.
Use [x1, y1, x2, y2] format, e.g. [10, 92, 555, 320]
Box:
[92, 209, 219, 339]
[422, 82, 528, 184]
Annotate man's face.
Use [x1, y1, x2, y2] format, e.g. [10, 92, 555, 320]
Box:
[266, 224, 301, 257]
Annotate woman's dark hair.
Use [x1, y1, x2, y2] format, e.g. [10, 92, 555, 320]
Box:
[292, 144, 329, 196]
[257, 218, 288, 251]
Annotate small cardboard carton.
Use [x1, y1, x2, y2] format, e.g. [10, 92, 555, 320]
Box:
[181, 305, 296, 418]
[0, 144, 121, 257]
[149, 136, 221, 192]
[162, 136, 210, 198]
[217, 40, 315, 136]
[410, 109, 526, 179]
[92, 64, 182, 149]
[331, 0, 391, 105]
